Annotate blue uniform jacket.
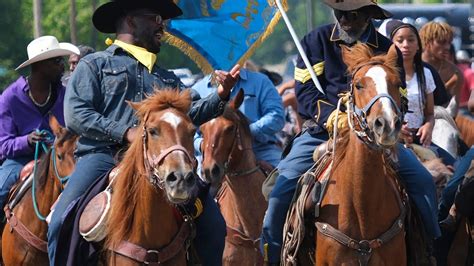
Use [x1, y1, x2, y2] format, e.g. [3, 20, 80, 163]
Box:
[294, 23, 405, 132]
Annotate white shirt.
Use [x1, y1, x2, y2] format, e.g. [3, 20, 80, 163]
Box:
[404, 67, 436, 129]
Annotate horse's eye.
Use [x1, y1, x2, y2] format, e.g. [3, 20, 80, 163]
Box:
[355, 81, 364, 90]
[149, 128, 159, 136]
[57, 153, 63, 161]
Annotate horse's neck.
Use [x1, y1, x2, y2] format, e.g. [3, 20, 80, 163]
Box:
[220, 149, 267, 238]
[15, 160, 62, 239]
[331, 133, 400, 236]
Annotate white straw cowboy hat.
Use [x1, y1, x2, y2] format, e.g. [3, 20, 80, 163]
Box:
[16, 36, 80, 70]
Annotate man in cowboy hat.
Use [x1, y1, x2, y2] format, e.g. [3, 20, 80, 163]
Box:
[261, 0, 440, 264]
[47, 0, 238, 265]
[0, 36, 79, 210]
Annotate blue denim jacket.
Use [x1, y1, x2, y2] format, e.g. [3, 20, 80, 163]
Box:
[65, 45, 226, 155]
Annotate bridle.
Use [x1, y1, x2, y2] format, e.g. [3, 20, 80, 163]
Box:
[141, 111, 197, 190]
[205, 113, 259, 178]
[346, 61, 403, 149]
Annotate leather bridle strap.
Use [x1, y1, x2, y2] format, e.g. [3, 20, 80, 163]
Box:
[4, 205, 47, 253]
[112, 219, 193, 265]
[314, 177, 406, 266]
[226, 225, 261, 250]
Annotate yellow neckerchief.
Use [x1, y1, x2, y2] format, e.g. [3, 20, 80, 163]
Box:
[114, 39, 157, 73]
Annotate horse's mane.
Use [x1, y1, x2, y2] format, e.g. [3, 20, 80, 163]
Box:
[105, 88, 192, 250]
[343, 43, 401, 87]
[135, 88, 192, 118]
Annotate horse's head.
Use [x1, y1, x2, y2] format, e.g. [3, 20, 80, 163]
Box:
[200, 89, 249, 184]
[131, 89, 197, 204]
[49, 115, 78, 179]
[341, 44, 402, 148]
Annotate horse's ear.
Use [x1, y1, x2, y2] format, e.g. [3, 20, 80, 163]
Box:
[340, 45, 355, 72]
[385, 44, 399, 68]
[229, 89, 244, 110]
[49, 115, 62, 136]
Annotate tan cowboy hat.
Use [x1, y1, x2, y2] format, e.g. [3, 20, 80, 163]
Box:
[16, 36, 80, 70]
[92, 0, 183, 34]
[323, 0, 392, 19]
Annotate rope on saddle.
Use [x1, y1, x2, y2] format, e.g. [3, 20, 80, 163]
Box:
[281, 153, 332, 266]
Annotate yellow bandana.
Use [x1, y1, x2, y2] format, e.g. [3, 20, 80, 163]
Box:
[113, 40, 157, 73]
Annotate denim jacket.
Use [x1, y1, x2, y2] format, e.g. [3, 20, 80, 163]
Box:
[65, 45, 227, 155]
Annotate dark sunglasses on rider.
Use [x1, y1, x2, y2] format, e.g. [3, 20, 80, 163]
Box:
[47, 57, 65, 65]
[334, 9, 360, 21]
[137, 13, 163, 25]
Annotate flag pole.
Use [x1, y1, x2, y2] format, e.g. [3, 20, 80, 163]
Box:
[275, 0, 325, 95]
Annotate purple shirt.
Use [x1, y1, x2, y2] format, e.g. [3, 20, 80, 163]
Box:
[0, 76, 65, 160]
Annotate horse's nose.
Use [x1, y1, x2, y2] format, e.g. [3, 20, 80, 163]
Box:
[373, 116, 387, 135]
[184, 171, 196, 187]
[203, 164, 222, 183]
[165, 171, 196, 190]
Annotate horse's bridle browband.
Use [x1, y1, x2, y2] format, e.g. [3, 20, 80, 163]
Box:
[347, 61, 402, 149]
[141, 112, 197, 190]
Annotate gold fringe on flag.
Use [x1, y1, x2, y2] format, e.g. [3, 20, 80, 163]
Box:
[164, 0, 288, 74]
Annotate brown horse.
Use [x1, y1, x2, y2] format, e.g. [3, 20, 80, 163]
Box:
[312, 44, 406, 265]
[200, 89, 267, 265]
[2, 116, 78, 265]
[455, 114, 474, 147]
[104, 89, 198, 266]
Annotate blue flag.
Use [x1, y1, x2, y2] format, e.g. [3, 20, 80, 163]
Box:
[164, 0, 287, 73]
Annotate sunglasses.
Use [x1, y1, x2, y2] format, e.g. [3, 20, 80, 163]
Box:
[48, 57, 65, 65]
[136, 13, 163, 25]
[334, 10, 360, 21]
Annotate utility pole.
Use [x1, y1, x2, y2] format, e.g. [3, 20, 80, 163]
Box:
[33, 0, 42, 38]
[306, 0, 313, 33]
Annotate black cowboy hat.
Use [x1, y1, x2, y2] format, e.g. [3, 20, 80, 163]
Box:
[323, 0, 392, 19]
[93, 0, 183, 33]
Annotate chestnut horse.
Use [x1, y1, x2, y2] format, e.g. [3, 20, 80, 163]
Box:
[455, 114, 474, 147]
[313, 44, 406, 265]
[200, 89, 267, 265]
[2, 116, 78, 265]
[104, 89, 198, 266]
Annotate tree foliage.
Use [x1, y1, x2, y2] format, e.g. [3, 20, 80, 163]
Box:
[0, 0, 470, 91]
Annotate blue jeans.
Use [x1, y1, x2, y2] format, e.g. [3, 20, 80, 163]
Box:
[47, 151, 226, 266]
[438, 146, 474, 220]
[261, 130, 440, 263]
[0, 156, 32, 207]
[194, 192, 226, 266]
[48, 151, 116, 265]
